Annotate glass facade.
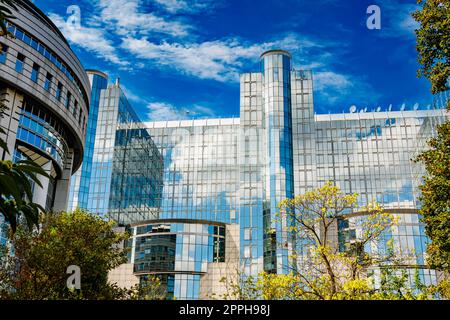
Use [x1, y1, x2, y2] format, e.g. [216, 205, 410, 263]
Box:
[120, 119, 241, 299]
[17, 99, 69, 170]
[108, 126, 163, 224]
[130, 221, 226, 299]
[68, 71, 108, 211]
[261, 51, 295, 274]
[0, 44, 7, 64]
[434, 89, 449, 109]
[338, 212, 437, 286]
[84, 82, 162, 224]
[15, 53, 24, 73]
[310, 113, 447, 285]
[147, 119, 241, 224]
[136, 50, 448, 299]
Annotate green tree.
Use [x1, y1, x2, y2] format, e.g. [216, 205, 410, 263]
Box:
[413, 0, 450, 273]
[220, 183, 408, 300]
[415, 123, 450, 271]
[218, 270, 304, 300]
[131, 276, 167, 300]
[413, 0, 450, 99]
[0, 209, 131, 299]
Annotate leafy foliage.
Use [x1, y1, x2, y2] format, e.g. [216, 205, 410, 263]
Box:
[219, 183, 448, 300]
[413, 0, 450, 96]
[413, 0, 450, 274]
[218, 270, 262, 300]
[218, 271, 303, 300]
[0, 209, 130, 299]
[415, 122, 450, 271]
[131, 276, 167, 300]
[276, 182, 398, 299]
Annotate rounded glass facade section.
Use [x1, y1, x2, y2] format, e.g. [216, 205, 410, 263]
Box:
[16, 101, 69, 171]
[131, 221, 226, 300]
[133, 222, 225, 274]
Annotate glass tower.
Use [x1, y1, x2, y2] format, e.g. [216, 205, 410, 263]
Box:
[136, 119, 241, 299]
[68, 70, 108, 211]
[86, 80, 163, 224]
[104, 50, 448, 299]
[261, 50, 295, 273]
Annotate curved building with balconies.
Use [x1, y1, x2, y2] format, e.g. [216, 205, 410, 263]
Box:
[0, 0, 90, 211]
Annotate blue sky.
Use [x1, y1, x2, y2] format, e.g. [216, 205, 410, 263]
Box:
[32, 0, 433, 121]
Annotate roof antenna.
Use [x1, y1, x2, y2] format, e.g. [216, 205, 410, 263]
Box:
[115, 77, 120, 86]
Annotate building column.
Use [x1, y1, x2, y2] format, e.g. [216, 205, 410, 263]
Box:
[31, 160, 53, 209]
[53, 149, 74, 212]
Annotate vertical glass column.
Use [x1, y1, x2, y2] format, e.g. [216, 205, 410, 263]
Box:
[261, 50, 294, 274]
[68, 70, 108, 211]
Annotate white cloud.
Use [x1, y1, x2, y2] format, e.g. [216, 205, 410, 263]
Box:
[121, 37, 258, 81]
[119, 29, 379, 112]
[49, 0, 383, 114]
[397, 12, 419, 36]
[313, 71, 381, 111]
[146, 102, 216, 121]
[121, 34, 324, 82]
[95, 0, 191, 38]
[152, 0, 217, 14]
[50, 0, 340, 85]
[48, 13, 129, 67]
[314, 71, 352, 92]
[190, 105, 216, 117]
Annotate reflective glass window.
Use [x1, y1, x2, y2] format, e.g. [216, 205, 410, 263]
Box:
[15, 53, 25, 73]
[0, 43, 7, 64]
[56, 82, 63, 101]
[44, 72, 52, 91]
[31, 63, 40, 82]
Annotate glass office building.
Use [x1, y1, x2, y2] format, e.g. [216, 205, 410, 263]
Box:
[128, 50, 449, 299]
[108, 124, 163, 224]
[132, 119, 241, 299]
[85, 80, 163, 224]
[65, 75, 165, 291]
[68, 70, 108, 211]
